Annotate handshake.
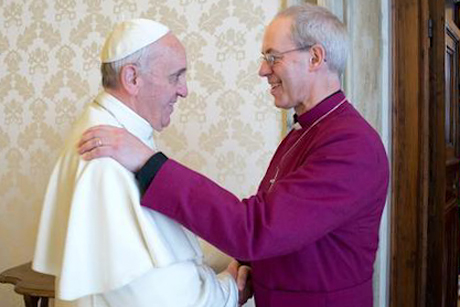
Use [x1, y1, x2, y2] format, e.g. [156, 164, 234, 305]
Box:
[226, 260, 253, 306]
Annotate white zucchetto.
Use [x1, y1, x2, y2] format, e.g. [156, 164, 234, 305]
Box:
[100, 19, 169, 63]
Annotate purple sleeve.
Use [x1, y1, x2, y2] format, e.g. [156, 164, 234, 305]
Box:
[141, 132, 389, 261]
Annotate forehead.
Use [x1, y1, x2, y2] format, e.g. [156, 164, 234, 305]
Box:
[262, 17, 295, 53]
[151, 34, 187, 70]
[164, 34, 186, 57]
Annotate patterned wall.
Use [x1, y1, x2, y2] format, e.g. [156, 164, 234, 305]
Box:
[0, 1, 281, 306]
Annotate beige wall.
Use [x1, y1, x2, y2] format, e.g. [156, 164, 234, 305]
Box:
[0, 1, 281, 306]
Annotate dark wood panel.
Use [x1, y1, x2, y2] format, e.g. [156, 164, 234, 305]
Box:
[443, 3, 460, 306]
[446, 163, 459, 203]
[425, 0, 447, 305]
[444, 203, 459, 307]
[390, 0, 430, 306]
[445, 21, 460, 160]
[391, 0, 459, 306]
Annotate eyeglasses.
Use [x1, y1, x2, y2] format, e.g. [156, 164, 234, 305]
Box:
[261, 45, 312, 67]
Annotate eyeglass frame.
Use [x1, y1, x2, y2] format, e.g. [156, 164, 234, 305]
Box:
[261, 44, 322, 67]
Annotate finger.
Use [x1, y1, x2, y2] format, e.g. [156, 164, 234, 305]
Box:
[78, 137, 103, 154]
[78, 125, 119, 147]
[237, 266, 250, 291]
[81, 146, 113, 161]
[78, 130, 97, 148]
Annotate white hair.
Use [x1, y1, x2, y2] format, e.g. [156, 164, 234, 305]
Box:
[101, 44, 152, 89]
[277, 4, 349, 75]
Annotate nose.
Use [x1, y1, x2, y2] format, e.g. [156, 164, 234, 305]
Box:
[177, 80, 188, 98]
[258, 59, 272, 77]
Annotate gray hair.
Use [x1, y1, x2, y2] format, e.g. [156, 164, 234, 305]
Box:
[101, 44, 152, 89]
[277, 4, 348, 75]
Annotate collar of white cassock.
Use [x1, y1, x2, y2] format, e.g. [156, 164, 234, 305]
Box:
[95, 91, 155, 146]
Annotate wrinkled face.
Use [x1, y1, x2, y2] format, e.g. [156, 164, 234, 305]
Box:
[258, 17, 311, 111]
[137, 34, 188, 131]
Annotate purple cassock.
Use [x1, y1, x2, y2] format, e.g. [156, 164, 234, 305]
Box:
[139, 91, 389, 307]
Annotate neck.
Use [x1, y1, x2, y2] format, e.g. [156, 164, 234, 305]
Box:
[294, 73, 342, 115]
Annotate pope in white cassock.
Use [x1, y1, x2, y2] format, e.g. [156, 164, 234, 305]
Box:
[33, 19, 240, 307]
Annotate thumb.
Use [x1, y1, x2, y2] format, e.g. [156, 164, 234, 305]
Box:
[226, 260, 239, 279]
[237, 266, 251, 291]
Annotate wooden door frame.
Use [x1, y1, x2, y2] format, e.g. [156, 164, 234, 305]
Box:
[390, 0, 446, 306]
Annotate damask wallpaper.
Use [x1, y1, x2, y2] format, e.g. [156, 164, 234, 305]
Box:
[0, 1, 282, 306]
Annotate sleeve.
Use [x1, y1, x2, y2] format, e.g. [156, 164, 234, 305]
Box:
[97, 260, 238, 307]
[135, 152, 168, 195]
[140, 129, 389, 261]
[195, 265, 239, 307]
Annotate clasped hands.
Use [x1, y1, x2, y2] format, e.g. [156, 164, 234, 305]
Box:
[226, 260, 253, 306]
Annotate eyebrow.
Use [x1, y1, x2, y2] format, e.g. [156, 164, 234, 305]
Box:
[262, 48, 283, 56]
[171, 68, 187, 77]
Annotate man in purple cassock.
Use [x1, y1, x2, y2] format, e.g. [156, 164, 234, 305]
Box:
[78, 4, 389, 307]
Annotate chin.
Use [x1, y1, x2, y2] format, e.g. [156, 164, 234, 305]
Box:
[161, 119, 171, 129]
[274, 98, 291, 110]
[150, 120, 163, 132]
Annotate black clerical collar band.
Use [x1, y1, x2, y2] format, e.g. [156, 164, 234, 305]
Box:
[135, 152, 169, 195]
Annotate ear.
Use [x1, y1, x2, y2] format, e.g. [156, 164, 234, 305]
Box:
[119, 64, 141, 95]
[308, 45, 327, 70]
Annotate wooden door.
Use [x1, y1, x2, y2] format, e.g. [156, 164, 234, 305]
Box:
[444, 2, 460, 306]
[390, 0, 460, 306]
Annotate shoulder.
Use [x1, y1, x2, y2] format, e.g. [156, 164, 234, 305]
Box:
[322, 103, 384, 147]
[62, 102, 121, 148]
[54, 142, 134, 189]
[311, 104, 388, 168]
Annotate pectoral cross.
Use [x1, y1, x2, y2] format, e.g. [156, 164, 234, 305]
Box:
[268, 167, 279, 191]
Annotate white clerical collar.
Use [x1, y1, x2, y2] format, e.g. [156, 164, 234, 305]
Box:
[94, 91, 154, 144]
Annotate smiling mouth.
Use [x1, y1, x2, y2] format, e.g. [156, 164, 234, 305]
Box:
[270, 83, 281, 94]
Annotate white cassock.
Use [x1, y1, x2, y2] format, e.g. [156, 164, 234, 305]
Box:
[33, 91, 238, 307]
